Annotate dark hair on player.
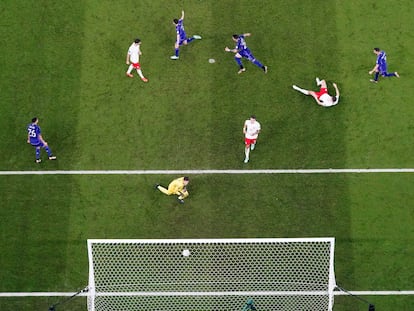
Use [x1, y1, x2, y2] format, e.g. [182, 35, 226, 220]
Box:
[250, 115, 256, 119]
[183, 176, 190, 181]
[232, 34, 239, 39]
[32, 117, 38, 123]
[173, 18, 179, 24]
[374, 47, 380, 52]
[134, 38, 141, 44]
[332, 96, 337, 102]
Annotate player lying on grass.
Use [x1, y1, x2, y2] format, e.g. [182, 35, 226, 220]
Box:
[225, 33, 267, 74]
[155, 176, 190, 204]
[292, 78, 340, 107]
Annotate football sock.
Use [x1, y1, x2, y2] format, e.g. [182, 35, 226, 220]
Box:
[235, 57, 242, 66]
[374, 72, 379, 81]
[137, 69, 145, 79]
[187, 37, 195, 43]
[36, 148, 41, 159]
[384, 72, 396, 77]
[44, 146, 52, 156]
[127, 65, 133, 74]
[175, 48, 179, 57]
[245, 146, 250, 160]
[253, 59, 263, 68]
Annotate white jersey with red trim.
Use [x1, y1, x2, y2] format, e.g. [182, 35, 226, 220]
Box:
[244, 120, 261, 139]
[128, 43, 141, 63]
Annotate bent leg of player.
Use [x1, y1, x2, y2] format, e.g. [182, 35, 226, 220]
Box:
[234, 55, 245, 74]
[157, 185, 171, 195]
[178, 189, 189, 200]
[132, 63, 147, 82]
[248, 54, 267, 73]
[382, 71, 398, 77]
[316, 78, 327, 88]
[42, 145, 55, 160]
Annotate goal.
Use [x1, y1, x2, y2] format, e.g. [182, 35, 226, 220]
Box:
[87, 238, 336, 311]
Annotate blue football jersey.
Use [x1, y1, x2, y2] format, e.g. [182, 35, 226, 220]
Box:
[376, 51, 388, 72]
[27, 123, 41, 145]
[236, 35, 248, 51]
[176, 19, 186, 39]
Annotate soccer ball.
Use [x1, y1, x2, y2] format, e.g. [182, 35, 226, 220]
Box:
[182, 249, 191, 257]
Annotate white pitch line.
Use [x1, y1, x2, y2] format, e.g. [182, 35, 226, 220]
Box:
[1, 291, 414, 297]
[0, 168, 413, 175]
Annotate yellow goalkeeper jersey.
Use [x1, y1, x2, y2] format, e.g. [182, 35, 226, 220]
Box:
[168, 177, 186, 194]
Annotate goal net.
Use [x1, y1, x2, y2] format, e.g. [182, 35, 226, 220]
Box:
[87, 238, 336, 311]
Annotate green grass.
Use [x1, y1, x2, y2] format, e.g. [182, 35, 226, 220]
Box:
[1, 0, 414, 310]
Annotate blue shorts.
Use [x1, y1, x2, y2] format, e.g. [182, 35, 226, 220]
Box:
[378, 64, 388, 75]
[31, 142, 45, 148]
[178, 32, 187, 46]
[239, 49, 255, 62]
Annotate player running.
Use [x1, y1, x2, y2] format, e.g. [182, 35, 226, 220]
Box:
[225, 33, 267, 74]
[126, 38, 148, 82]
[243, 115, 261, 163]
[369, 48, 399, 83]
[292, 78, 340, 107]
[170, 10, 202, 60]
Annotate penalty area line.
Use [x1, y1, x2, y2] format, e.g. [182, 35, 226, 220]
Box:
[0, 168, 413, 175]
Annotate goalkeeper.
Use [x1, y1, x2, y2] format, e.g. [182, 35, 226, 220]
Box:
[155, 176, 190, 204]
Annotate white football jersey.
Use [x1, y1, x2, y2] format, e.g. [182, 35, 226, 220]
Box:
[319, 93, 339, 107]
[128, 43, 141, 63]
[244, 120, 261, 139]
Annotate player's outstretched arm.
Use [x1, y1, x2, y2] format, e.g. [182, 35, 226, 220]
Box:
[333, 83, 340, 97]
[369, 64, 378, 75]
[181, 10, 184, 20]
[243, 33, 251, 37]
[225, 46, 237, 53]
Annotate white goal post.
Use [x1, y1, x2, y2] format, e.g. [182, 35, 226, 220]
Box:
[87, 238, 336, 311]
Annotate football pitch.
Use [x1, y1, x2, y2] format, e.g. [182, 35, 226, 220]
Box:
[1, 0, 413, 310]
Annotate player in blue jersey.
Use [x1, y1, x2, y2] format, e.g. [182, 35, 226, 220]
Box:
[170, 10, 202, 60]
[27, 117, 56, 163]
[369, 48, 399, 83]
[225, 33, 267, 74]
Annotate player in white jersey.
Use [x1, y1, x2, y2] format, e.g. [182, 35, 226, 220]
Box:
[243, 115, 261, 163]
[292, 78, 339, 107]
[126, 38, 148, 82]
